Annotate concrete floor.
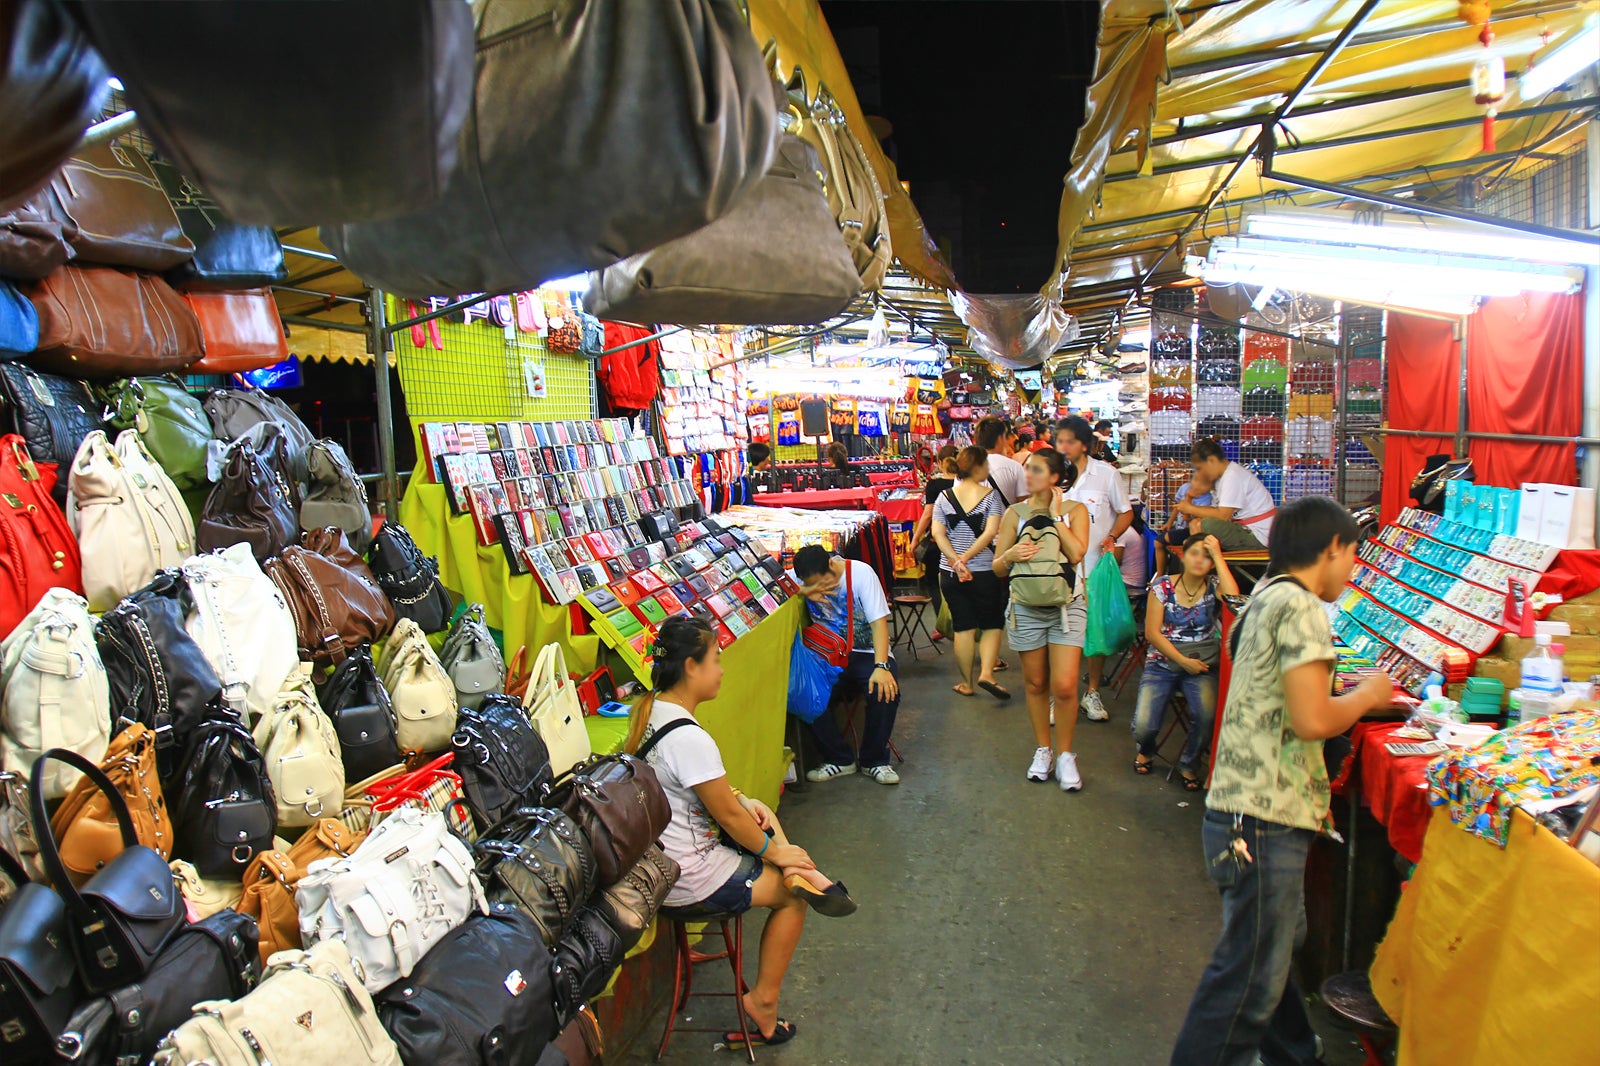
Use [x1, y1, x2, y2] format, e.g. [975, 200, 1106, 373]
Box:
[624, 636, 1370, 1066]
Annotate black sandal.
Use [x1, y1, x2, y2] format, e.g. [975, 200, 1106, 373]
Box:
[786, 875, 859, 918]
[1180, 772, 1203, 791]
[725, 1020, 797, 1049]
[978, 679, 1011, 701]
[1134, 758, 1153, 775]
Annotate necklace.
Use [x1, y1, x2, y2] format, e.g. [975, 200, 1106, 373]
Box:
[1177, 574, 1204, 603]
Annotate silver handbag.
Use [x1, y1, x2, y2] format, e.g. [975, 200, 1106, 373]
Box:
[301, 439, 373, 554]
[439, 604, 505, 711]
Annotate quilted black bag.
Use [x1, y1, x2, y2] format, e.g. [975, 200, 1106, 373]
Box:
[551, 906, 624, 1025]
[170, 711, 276, 879]
[368, 522, 453, 633]
[317, 645, 401, 782]
[451, 693, 553, 832]
[0, 363, 104, 504]
[472, 806, 595, 948]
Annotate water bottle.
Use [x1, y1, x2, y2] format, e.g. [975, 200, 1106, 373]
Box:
[1520, 633, 1563, 695]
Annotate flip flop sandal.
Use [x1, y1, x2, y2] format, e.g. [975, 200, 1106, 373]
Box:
[787, 876, 859, 917]
[1134, 759, 1154, 775]
[978, 680, 1011, 701]
[995, 659, 1009, 671]
[1181, 774, 1204, 792]
[724, 1020, 797, 1049]
[953, 684, 975, 697]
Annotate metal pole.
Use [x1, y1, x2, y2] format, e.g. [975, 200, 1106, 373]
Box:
[367, 290, 400, 515]
[1582, 70, 1600, 530]
[1370, 427, 1600, 445]
[75, 110, 139, 150]
[1455, 317, 1470, 457]
[280, 244, 342, 263]
[597, 325, 687, 358]
[1335, 323, 1350, 503]
[1133, 301, 1338, 348]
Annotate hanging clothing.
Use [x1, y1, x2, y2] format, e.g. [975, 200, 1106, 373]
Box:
[597, 321, 661, 411]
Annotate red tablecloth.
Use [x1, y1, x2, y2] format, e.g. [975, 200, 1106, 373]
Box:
[872, 495, 923, 523]
[752, 488, 876, 510]
[1333, 721, 1436, 864]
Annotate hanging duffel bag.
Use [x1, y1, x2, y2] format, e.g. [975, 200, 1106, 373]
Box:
[317, 645, 402, 782]
[97, 375, 214, 491]
[472, 805, 595, 948]
[367, 522, 453, 633]
[184, 289, 289, 375]
[24, 264, 203, 379]
[439, 603, 505, 711]
[252, 666, 344, 827]
[35, 143, 193, 271]
[67, 429, 194, 612]
[324, 0, 778, 298]
[196, 440, 298, 565]
[451, 693, 552, 832]
[0, 587, 108, 801]
[378, 618, 458, 755]
[182, 542, 299, 721]
[48, 724, 170, 888]
[169, 711, 276, 879]
[266, 528, 395, 665]
[301, 438, 373, 553]
[0, 0, 110, 212]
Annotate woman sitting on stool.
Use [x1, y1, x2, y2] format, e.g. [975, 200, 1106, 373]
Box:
[626, 617, 856, 1050]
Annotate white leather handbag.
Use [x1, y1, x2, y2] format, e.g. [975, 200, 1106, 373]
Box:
[438, 603, 505, 710]
[153, 940, 402, 1066]
[295, 807, 486, 991]
[524, 641, 591, 776]
[253, 665, 345, 827]
[67, 429, 195, 611]
[378, 618, 458, 754]
[184, 542, 300, 720]
[0, 587, 111, 799]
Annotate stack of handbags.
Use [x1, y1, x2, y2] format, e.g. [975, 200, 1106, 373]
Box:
[67, 429, 193, 612]
[266, 528, 395, 665]
[169, 708, 276, 879]
[236, 818, 367, 968]
[202, 386, 315, 485]
[197, 439, 297, 564]
[0, 433, 83, 630]
[0, 0, 110, 212]
[377, 619, 458, 755]
[367, 522, 453, 633]
[98, 375, 216, 492]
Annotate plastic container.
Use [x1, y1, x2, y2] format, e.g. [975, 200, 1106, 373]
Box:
[1521, 633, 1564, 694]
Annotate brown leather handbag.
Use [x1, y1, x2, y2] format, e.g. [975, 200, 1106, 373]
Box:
[235, 849, 301, 967]
[0, 199, 76, 278]
[555, 754, 671, 888]
[197, 440, 298, 564]
[25, 264, 204, 378]
[285, 817, 365, 869]
[39, 143, 193, 271]
[266, 528, 395, 665]
[47, 724, 172, 888]
[185, 288, 290, 374]
[0, 0, 110, 213]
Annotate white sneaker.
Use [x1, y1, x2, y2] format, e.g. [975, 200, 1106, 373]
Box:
[862, 764, 900, 786]
[1082, 689, 1109, 722]
[806, 762, 857, 783]
[1056, 751, 1083, 791]
[1027, 747, 1053, 782]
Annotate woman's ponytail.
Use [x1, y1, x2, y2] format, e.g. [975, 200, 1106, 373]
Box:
[622, 615, 716, 755]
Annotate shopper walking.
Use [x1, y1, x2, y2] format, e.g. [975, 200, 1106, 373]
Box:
[1175, 438, 1275, 550]
[1132, 534, 1238, 789]
[911, 445, 959, 637]
[1054, 415, 1133, 721]
[627, 617, 858, 1051]
[931, 446, 1009, 700]
[1170, 497, 1394, 1066]
[975, 415, 1026, 504]
[991, 448, 1090, 789]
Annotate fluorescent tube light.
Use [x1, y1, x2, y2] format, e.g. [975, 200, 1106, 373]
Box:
[1239, 207, 1597, 266]
[1205, 236, 1584, 295]
[1520, 14, 1600, 99]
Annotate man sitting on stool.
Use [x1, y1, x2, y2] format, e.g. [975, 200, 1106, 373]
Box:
[1174, 438, 1276, 552]
[790, 544, 902, 786]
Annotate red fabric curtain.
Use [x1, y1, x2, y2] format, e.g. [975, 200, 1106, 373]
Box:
[1380, 313, 1459, 523]
[1465, 291, 1584, 491]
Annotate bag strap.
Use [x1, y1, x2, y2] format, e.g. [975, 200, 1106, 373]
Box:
[943, 489, 987, 538]
[843, 560, 854, 651]
[633, 717, 703, 762]
[29, 747, 137, 922]
[1226, 575, 1304, 659]
[0, 845, 28, 888]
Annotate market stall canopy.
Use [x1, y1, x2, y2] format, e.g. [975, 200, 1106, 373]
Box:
[1054, 0, 1599, 353]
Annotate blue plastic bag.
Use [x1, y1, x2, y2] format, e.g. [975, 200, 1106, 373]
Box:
[787, 630, 842, 723]
[1084, 554, 1137, 658]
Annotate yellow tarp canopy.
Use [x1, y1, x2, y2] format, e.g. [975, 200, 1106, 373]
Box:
[283, 324, 387, 366]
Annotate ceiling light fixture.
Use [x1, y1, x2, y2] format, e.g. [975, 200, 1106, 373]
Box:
[1238, 206, 1596, 266]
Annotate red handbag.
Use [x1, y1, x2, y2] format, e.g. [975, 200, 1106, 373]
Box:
[799, 561, 854, 668]
[184, 288, 290, 373]
[0, 434, 82, 635]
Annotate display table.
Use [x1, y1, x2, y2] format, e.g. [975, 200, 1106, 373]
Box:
[1333, 722, 1436, 865]
[752, 487, 876, 510]
[1371, 807, 1600, 1065]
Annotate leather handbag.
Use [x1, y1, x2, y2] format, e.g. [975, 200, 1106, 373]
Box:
[24, 264, 204, 379]
[439, 604, 505, 711]
[793, 88, 892, 292]
[374, 902, 560, 1066]
[0, 0, 110, 212]
[367, 522, 453, 633]
[48, 724, 171, 888]
[0, 770, 45, 886]
[0, 365, 103, 505]
[201, 387, 314, 480]
[503, 645, 531, 702]
[236, 420, 304, 509]
[540, 1005, 603, 1066]
[451, 693, 553, 832]
[0, 437, 83, 633]
[0, 278, 39, 353]
[267, 528, 395, 665]
[296, 807, 488, 992]
[29, 748, 185, 994]
[324, 0, 778, 298]
[0, 844, 25, 905]
[196, 440, 298, 564]
[524, 642, 590, 777]
[96, 574, 224, 784]
[163, 194, 288, 291]
[318, 646, 402, 782]
[551, 906, 624, 1025]
[594, 845, 679, 954]
[169, 860, 243, 920]
[583, 133, 861, 326]
[235, 850, 301, 968]
[67, 429, 194, 611]
[472, 805, 595, 948]
[554, 754, 670, 889]
[151, 940, 402, 1066]
[301, 439, 373, 553]
[378, 618, 459, 755]
[184, 289, 290, 375]
[0, 853, 80, 1063]
[98, 375, 214, 491]
[37, 143, 193, 271]
[169, 710, 276, 879]
[0, 587, 109, 801]
[0, 196, 77, 281]
[53, 907, 260, 1066]
[182, 543, 300, 721]
[253, 666, 345, 828]
[287, 818, 366, 870]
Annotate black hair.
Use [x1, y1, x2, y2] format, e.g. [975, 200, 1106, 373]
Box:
[747, 442, 770, 467]
[624, 615, 717, 754]
[1025, 446, 1075, 492]
[935, 443, 959, 472]
[1182, 532, 1209, 552]
[826, 441, 850, 473]
[792, 543, 833, 581]
[1192, 438, 1226, 464]
[1094, 419, 1113, 433]
[974, 416, 1005, 450]
[1056, 415, 1094, 450]
[1268, 495, 1362, 573]
[955, 445, 989, 479]
[1130, 502, 1148, 537]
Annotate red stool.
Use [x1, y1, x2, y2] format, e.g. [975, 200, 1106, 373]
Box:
[657, 910, 754, 1062]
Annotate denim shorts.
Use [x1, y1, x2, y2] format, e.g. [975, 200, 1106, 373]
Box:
[1007, 599, 1086, 652]
[669, 851, 764, 918]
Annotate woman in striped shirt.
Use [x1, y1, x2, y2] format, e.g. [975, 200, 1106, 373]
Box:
[932, 445, 1009, 700]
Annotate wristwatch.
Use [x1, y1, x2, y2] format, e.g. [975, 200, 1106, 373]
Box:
[873, 661, 890, 671]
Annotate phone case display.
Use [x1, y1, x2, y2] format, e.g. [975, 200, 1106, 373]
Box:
[1340, 304, 1385, 506]
[657, 330, 746, 455]
[715, 504, 882, 559]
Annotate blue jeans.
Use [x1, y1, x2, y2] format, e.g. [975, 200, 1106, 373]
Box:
[809, 651, 900, 769]
[1131, 657, 1217, 772]
[1170, 812, 1320, 1066]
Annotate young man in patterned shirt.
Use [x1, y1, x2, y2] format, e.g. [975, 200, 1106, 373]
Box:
[1170, 496, 1394, 1066]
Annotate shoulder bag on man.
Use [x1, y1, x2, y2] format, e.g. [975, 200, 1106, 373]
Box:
[800, 560, 854, 668]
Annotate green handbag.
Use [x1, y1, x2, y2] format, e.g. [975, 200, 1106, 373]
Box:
[99, 377, 215, 491]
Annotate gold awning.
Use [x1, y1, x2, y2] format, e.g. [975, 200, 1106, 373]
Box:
[284, 324, 391, 367]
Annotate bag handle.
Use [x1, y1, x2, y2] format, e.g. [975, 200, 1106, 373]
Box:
[29, 747, 138, 921]
[0, 845, 29, 888]
[365, 752, 456, 804]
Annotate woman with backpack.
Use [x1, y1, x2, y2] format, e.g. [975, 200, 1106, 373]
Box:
[992, 448, 1090, 789]
[931, 445, 1008, 699]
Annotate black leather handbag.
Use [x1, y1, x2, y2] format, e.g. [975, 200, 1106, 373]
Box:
[54, 908, 260, 1066]
[472, 806, 596, 948]
[451, 693, 553, 832]
[374, 902, 560, 1066]
[29, 750, 184, 995]
[367, 522, 453, 633]
[0, 848, 81, 1064]
[196, 441, 300, 565]
[0, 363, 105, 505]
[154, 160, 290, 291]
[551, 907, 624, 1025]
[594, 845, 679, 955]
[171, 712, 276, 879]
[317, 645, 402, 782]
[0, 0, 110, 214]
[95, 575, 224, 784]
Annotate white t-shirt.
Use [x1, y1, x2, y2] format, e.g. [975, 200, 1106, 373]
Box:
[1216, 462, 1276, 545]
[1117, 525, 1148, 590]
[985, 452, 1027, 507]
[639, 700, 743, 906]
[1067, 456, 1131, 580]
[788, 558, 891, 652]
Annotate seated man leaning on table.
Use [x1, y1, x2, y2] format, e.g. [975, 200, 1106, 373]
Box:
[1176, 438, 1276, 552]
[789, 544, 903, 787]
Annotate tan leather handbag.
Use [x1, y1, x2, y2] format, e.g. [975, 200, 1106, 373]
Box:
[266, 528, 395, 665]
[26, 264, 203, 378]
[67, 429, 194, 611]
[252, 666, 344, 827]
[285, 817, 365, 869]
[235, 849, 302, 967]
[170, 858, 243, 920]
[793, 89, 892, 292]
[40, 143, 193, 271]
[48, 724, 172, 886]
[378, 618, 458, 754]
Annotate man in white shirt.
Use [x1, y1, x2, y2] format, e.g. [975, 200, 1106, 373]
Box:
[1177, 438, 1277, 549]
[1055, 415, 1133, 722]
[976, 416, 1026, 505]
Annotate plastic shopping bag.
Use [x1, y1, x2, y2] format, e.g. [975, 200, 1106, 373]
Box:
[1084, 554, 1137, 658]
[787, 630, 842, 723]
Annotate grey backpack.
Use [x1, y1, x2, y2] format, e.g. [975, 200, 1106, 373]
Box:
[300, 439, 372, 554]
[439, 604, 505, 712]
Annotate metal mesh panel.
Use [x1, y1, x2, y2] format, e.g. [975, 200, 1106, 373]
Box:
[1472, 145, 1588, 231]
